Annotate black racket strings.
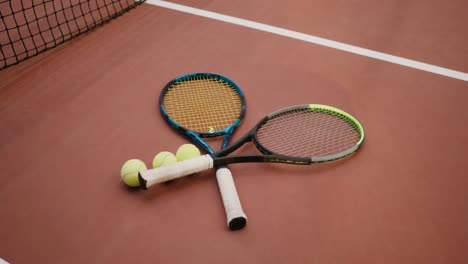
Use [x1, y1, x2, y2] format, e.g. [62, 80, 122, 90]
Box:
[256, 108, 362, 158]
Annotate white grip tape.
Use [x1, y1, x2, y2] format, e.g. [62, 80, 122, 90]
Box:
[141, 154, 214, 187]
[216, 167, 247, 225]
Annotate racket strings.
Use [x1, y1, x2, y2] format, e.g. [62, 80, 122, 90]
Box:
[163, 77, 242, 133]
[256, 109, 361, 157]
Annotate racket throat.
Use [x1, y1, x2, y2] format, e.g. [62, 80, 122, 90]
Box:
[186, 131, 212, 153]
[216, 132, 253, 157]
[221, 125, 237, 148]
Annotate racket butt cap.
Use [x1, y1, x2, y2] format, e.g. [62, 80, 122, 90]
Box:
[138, 172, 147, 189]
[229, 217, 247, 231]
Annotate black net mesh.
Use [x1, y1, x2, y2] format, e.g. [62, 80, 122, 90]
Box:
[0, 0, 145, 70]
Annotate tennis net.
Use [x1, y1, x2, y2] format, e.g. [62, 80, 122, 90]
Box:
[0, 0, 145, 70]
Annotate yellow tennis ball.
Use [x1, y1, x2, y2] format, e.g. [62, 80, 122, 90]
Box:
[120, 159, 147, 187]
[152, 151, 178, 168]
[176, 144, 201, 161]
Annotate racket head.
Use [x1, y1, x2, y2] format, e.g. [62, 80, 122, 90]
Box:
[252, 104, 365, 163]
[159, 72, 246, 153]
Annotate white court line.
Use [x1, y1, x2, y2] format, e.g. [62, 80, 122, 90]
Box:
[146, 0, 468, 82]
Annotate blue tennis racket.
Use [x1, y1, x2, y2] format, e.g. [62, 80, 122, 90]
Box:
[157, 72, 247, 230]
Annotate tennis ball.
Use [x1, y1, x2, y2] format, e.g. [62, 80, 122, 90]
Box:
[176, 144, 201, 161]
[152, 151, 178, 168]
[121, 159, 147, 187]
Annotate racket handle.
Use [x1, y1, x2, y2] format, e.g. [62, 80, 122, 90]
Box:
[139, 155, 214, 188]
[216, 167, 247, 230]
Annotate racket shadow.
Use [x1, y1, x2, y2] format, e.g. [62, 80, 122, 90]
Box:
[264, 155, 358, 171]
[234, 154, 361, 184]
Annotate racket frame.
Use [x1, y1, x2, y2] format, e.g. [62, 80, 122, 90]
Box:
[213, 104, 365, 166]
[159, 72, 246, 147]
[158, 72, 247, 230]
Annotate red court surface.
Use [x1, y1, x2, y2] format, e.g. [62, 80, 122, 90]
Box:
[1, 1, 467, 263]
